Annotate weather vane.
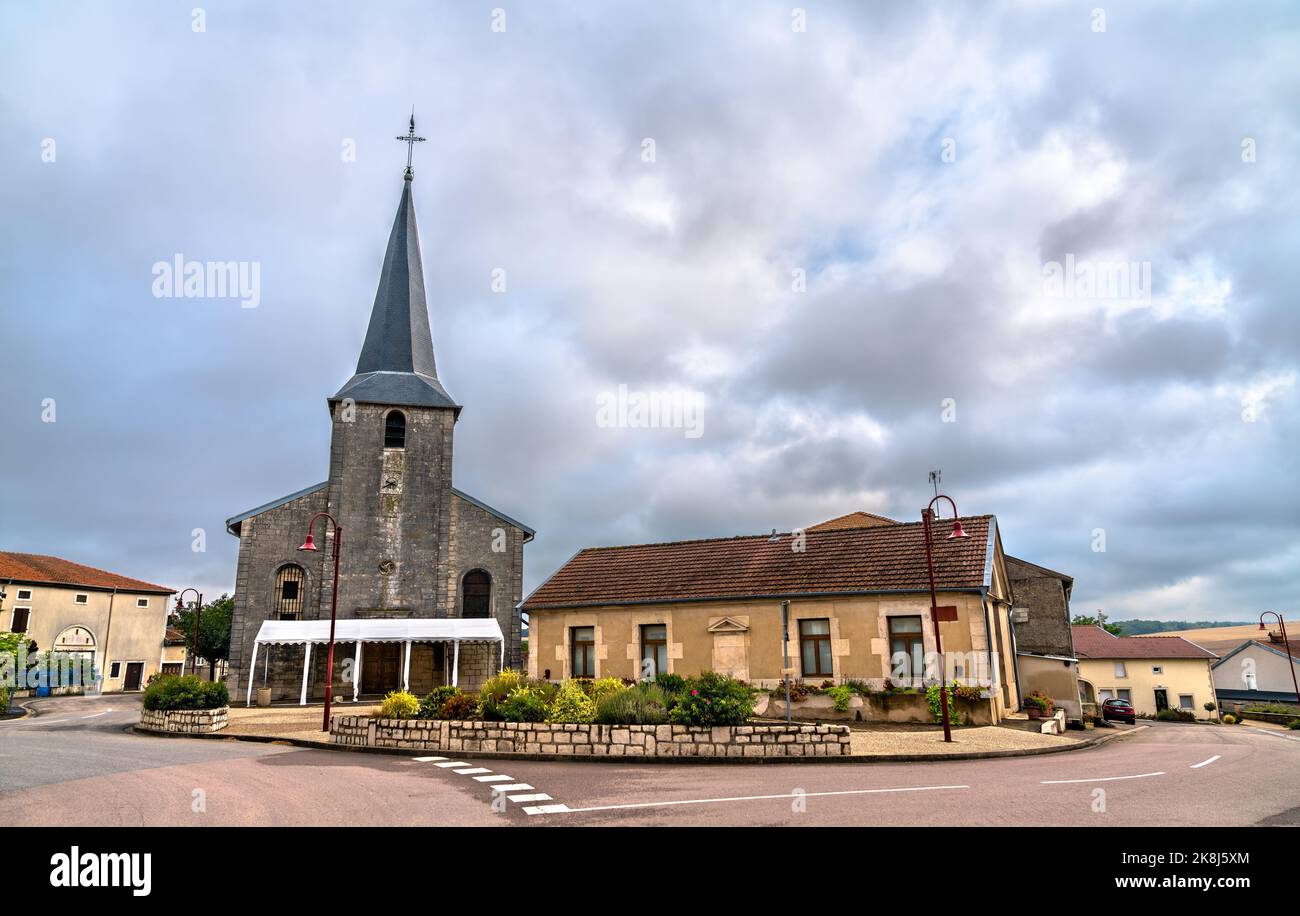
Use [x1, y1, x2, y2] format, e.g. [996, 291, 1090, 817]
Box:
[396, 108, 426, 179]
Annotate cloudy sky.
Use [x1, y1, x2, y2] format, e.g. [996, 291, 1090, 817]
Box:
[2, 1, 1297, 621]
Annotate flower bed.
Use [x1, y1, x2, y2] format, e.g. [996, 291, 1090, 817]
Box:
[331, 716, 851, 758]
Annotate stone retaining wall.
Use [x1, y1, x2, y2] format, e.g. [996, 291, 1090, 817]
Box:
[138, 706, 229, 734]
[332, 716, 851, 758]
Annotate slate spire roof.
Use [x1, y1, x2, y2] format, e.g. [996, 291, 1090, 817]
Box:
[331, 172, 459, 411]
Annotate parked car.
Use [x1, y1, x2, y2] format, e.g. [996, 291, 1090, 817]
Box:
[1101, 697, 1136, 724]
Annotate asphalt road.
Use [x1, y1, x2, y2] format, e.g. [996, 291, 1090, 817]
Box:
[2, 694, 1297, 827]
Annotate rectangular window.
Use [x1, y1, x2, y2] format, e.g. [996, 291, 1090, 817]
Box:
[1152, 666, 1163, 675]
[888, 615, 924, 683]
[10, 608, 30, 634]
[108, 661, 122, 679]
[1179, 694, 1194, 710]
[1113, 661, 1127, 678]
[799, 618, 833, 678]
[571, 626, 595, 678]
[1116, 689, 1131, 703]
[136, 597, 149, 608]
[640, 624, 668, 678]
[1098, 688, 1114, 701]
[16, 589, 31, 601]
[74, 593, 88, 605]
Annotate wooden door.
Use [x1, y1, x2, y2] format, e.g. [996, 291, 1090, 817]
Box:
[362, 644, 401, 694]
[123, 662, 144, 691]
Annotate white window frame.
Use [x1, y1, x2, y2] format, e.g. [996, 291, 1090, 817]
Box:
[136, 597, 150, 608]
[1152, 665, 1163, 675]
[74, 593, 89, 605]
[1116, 688, 1132, 702]
[1113, 661, 1127, 678]
[1098, 688, 1114, 701]
[1178, 694, 1194, 710]
[10, 606, 32, 633]
[16, 588, 32, 601]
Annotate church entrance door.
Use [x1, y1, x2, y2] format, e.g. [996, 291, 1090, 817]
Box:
[362, 643, 402, 695]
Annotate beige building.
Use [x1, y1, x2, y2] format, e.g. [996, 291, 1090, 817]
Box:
[1073, 625, 1218, 718]
[0, 552, 174, 693]
[523, 515, 1023, 719]
[1210, 636, 1300, 708]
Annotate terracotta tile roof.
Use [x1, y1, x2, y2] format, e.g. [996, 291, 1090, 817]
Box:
[0, 552, 173, 595]
[1071, 625, 1216, 660]
[807, 511, 901, 530]
[524, 516, 993, 611]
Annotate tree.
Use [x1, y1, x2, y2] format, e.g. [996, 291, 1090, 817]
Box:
[1073, 613, 1122, 636]
[173, 594, 234, 681]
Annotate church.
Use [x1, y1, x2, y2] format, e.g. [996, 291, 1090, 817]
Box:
[224, 125, 533, 705]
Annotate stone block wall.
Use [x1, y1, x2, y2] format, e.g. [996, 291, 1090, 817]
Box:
[332, 716, 851, 758]
[139, 706, 229, 734]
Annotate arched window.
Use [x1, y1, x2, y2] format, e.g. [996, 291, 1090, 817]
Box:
[275, 565, 305, 620]
[462, 570, 491, 618]
[384, 410, 406, 449]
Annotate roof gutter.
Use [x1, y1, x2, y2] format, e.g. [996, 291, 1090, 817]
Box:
[525, 585, 989, 613]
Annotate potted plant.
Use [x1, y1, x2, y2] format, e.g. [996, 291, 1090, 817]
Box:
[1023, 691, 1053, 720]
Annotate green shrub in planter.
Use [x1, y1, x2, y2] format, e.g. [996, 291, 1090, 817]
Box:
[142, 675, 229, 711]
[653, 673, 687, 708]
[668, 672, 754, 726]
[378, 690, 420, 719]
[826, 685, 854, 712]
[925, 682, 965, 726]
[1287, 719, 1300, 730]
[418, 686, 462, 719]
[499, 686, 549, 722]
[596, 683, 669, 724]
[546, 680, 596, 723]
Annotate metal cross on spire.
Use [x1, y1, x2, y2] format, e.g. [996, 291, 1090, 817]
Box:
[396, 108, 426, 179]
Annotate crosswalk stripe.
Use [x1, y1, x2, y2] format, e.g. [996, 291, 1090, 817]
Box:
[523, 804, 571, 816]
[413, 756, 447, 762]
[453, 767, 491, 775]
[433, 761, 469, 768]
[474, 775, 514, 782]
[489, 784, 533, 793]
[508, 793, 551, 803]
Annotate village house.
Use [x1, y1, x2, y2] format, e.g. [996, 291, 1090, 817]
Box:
[1073, 625, 1218, 718]
[523, 514, 1024, 720]
[0, 552, 174, 692]
[1210, 635, 1300, 708]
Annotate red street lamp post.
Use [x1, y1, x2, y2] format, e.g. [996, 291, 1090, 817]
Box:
[921, 493, 969, 743]
[174, 588, 203, 678]
[1259, 612, 1300, 705]
[298, 512, 343, 732]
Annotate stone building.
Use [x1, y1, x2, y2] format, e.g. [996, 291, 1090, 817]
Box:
[224, 160, 533, 705]
[1003, 555, 1075, 658]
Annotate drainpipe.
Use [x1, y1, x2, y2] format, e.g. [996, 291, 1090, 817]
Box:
[101, 587, 118, 693]
[781, 600, 791, 724]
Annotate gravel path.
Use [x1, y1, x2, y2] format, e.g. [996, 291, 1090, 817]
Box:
[849, 725, 1079, 755]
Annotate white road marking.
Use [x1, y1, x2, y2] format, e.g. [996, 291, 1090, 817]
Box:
[1041, 771, 1165, 784]
[433, 761, 469, 768]
[523, 803, 571, 815]
[489, 783, 534, 793]
[474, 774, 514, 782]
[453, 767, 491, 775]
[1190, 755, 1221, 769]
[413, 756, 447, 762]
[507, 793, 552, 803]
[81, 711, 109, 719]
[546, 784, 970, 816]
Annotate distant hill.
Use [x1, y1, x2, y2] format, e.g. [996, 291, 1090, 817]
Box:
[1111, 619, 1252, 636]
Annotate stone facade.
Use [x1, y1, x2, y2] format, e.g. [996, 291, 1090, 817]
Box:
[331, 716, 852, 758]
[139, 706, 229, 734]
[1005, 555, 1074, 658]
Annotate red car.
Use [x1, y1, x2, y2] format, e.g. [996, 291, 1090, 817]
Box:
[1101, 697, 1136, 724]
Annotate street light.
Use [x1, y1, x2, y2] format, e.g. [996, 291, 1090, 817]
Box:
[298, 512, 343, 732]
[174, 588, 203, 678]
[921, 492, 969, 743]
[1259, 611, 1300, 705]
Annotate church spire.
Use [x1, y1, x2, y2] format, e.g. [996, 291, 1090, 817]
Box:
[331, 115, 457, 411]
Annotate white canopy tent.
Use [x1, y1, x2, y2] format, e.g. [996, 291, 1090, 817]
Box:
[246, 617, 505, 706]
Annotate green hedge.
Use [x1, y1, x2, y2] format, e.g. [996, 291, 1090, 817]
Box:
[142, 675, 229, 711]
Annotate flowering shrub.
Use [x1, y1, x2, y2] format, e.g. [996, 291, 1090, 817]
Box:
[546, 679, 596, 723]
[378, 690, 420, 719]
[439, 692, 479, 720]
[668, 672, 754, 726]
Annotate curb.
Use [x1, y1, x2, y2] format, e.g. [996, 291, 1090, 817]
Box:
[131, 722, 1149, 765]
[0, 702, 35, 722]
